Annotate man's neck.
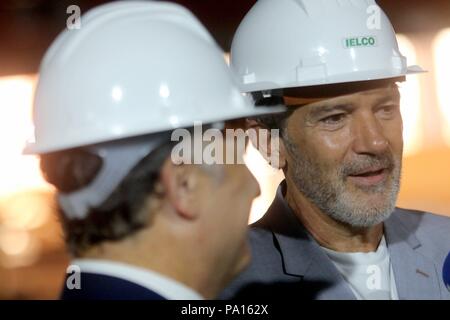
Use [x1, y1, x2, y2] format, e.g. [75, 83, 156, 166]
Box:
[284, 181, 384, 253]
[80, 227, 222, 299]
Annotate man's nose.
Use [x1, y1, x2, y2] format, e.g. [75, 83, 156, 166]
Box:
[352, 113, 389, 155]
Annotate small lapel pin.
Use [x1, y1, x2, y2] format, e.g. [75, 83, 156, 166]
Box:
[416, 269, 430, 278]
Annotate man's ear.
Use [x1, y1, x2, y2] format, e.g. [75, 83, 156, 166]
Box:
[160, 160, 200, 220]
[246, 119, 287, 170]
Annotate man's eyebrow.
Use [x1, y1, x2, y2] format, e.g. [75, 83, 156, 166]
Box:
[307, 104, 353, 119]
[373, 91, 401, 106]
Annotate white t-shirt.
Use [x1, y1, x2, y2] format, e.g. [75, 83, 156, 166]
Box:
[321, 236, 399, 300]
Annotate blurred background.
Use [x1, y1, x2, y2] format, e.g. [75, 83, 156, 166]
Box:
[0, 0, 449, 299]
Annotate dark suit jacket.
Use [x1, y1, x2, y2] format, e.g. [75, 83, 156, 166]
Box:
[221, 182, 450, 300]
[61, 272, 166, 300]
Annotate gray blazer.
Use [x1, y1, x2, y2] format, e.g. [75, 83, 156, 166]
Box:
[221, 182, 450, 300]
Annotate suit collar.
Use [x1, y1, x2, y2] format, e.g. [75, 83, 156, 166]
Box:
[61, 271, 167, 300]
[384, 212, 421, 250]
[384, 213, 442, 299]
[70, 259, 204, 300]
[256, 182, 356, 299]
[255, 181, 312, 277]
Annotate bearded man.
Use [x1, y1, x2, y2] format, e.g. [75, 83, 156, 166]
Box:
[221, 0, 450, 300]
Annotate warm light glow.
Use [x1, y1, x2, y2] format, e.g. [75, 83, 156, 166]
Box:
[0, 228, 31, 256]
[0, 193, 50, 230]
[0, 226, 41, 268]
[433, 28, 450, 147]
[0, 75, 51, 197]
[396, 34, 423, 156]
[224, 52, 230, 66]
[244, 142, 284, 224]
[0, 75, 52, 267]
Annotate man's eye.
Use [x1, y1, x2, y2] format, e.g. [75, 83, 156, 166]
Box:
[381, 105, 396, 113]
[378, 104, 399, 117]
[320, 113, 346, 124]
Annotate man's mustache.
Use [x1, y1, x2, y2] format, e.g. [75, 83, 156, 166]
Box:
[341, 153, 396, 177]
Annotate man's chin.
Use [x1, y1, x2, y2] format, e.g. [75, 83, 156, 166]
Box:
[333, 204, 394, 227]
[328, 190, 396, 227]
[346, 178, 392, 193]
[352, 192, 393, 207]
[344, 174, 396, 197]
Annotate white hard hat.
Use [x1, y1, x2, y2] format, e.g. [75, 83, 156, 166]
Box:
[231, 0, 425, 93]
[25, 1, 283, 154]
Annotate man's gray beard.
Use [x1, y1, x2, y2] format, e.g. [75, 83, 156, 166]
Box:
[286, 142, 402, 228]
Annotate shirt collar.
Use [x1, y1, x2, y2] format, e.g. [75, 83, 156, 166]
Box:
[71, 258, 204, 300]
[320, 236, 389, 266]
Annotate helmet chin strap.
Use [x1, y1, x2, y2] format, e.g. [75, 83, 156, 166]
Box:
[58, 133, 169, 220]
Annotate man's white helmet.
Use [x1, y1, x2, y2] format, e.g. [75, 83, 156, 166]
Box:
[25, 1, 282, 154]
[231, 0, 425, 93]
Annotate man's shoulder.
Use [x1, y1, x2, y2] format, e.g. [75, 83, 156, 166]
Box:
[389, 207, 450, 256]
[247, 215, 285, 250]
[246, 223, 282, 261]
[61, 272, 167, 300]
[391, 207, 450, 237]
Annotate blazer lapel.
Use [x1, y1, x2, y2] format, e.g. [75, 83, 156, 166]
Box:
[384, 212, 441, 300]
[258, 185, 356, 300]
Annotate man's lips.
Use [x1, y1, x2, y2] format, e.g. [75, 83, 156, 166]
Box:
[347, 167, 389, 186]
